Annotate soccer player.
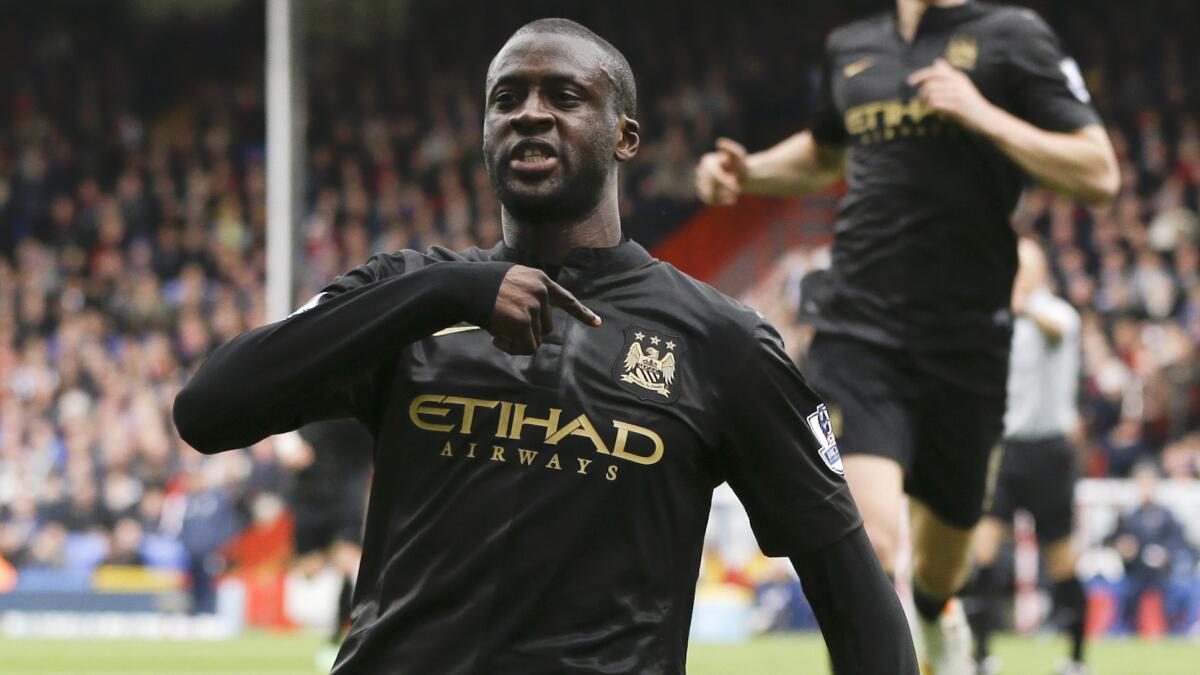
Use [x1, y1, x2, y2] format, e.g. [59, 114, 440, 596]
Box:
[969, 238, 1087, 675]
[694, 1, 1118, 672]
[174, 18, 917, 674]
[276, 420, 371, 654]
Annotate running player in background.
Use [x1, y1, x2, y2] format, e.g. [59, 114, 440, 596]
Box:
[969, 238, 1088, 675]
[695, 1, 1118, 673]
[275, 420, 371, 660]
[175, 18, 916, 673]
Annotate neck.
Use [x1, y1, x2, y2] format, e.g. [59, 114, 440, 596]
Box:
[896, 0, 968, 41]
[500, 188, 622, 264]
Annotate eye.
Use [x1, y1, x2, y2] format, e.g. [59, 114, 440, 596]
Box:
[492, 91, 520, 109]
[553, 90, 583, 107]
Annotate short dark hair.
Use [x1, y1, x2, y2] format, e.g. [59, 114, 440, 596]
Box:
[509, 18, 637, 118]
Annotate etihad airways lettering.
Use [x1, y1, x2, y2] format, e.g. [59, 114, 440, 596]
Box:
[408, 395, 665, 466]
[844, 98, 935, 135]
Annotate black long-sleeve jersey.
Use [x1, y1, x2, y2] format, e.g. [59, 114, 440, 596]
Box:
[810, 1, 1100, 375]
[174, 239, 875, 674]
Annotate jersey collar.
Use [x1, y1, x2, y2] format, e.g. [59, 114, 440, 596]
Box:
[489, 236, 655, 280]
[910, 0, 983, 31]
[912, 0, 979, 26]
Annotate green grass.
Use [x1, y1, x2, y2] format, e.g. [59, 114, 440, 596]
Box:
[688, 634, 1199, 675]
[0, 632, 1195, 674]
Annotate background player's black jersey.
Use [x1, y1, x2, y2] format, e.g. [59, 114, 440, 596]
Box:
[810, 1, 1099, 359]
[175, 240, 859, 674]
[293, 419, 372, 505]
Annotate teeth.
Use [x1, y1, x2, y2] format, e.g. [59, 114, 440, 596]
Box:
[521, 147, 546, 160]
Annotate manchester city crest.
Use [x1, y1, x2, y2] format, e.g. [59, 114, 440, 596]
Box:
[944, 35, 978, 71]
[806, 404, 844, 475]
[613, 326, 683, 403]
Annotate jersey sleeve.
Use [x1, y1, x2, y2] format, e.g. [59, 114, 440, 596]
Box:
[1004, 10, 1101, 133]
[716, 321, 862, 556]
[173, 255, 511, 454]
[810, 36, 849, 147]
[289, 249, 417, 314]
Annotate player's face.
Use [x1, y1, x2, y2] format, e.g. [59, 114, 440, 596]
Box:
[483, 33, 624, 223]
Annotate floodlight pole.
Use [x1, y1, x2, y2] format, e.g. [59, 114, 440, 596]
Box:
[266, 0, 304, 322]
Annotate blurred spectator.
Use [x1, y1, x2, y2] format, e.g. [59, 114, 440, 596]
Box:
[105, 517, 147, 566]
[1104, 461, 1196, 632]
[179, 466, 241, 614]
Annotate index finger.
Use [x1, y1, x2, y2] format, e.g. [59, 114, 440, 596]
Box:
[902, 66, 940, 86]
[714, 137, 747, 160]
[707, 162, 742, 196]
[545, 281, 601, 327]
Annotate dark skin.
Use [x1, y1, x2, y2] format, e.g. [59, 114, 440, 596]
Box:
[481, 32, 639, 355]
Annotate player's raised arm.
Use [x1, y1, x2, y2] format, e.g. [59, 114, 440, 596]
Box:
[907, 10, 1119, 204]
[695, 38, 846, 205]
[172, 259, 512, 453]
[695, 132, 846, 204]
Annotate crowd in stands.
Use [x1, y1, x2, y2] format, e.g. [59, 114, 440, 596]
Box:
[0, 0, 1197, 626]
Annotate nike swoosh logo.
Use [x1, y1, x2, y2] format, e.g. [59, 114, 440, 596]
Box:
[843, 58, 874, 78]
[432, 325, 482, 337]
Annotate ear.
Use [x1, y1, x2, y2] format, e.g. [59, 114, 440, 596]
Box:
[615, 115, 639, 162]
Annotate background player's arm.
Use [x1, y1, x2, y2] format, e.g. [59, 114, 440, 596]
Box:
[1014, 290, 1079, 343]
[696, 33, 846, 206]
[983, 118, 1117, 204]
[909, 59, 1117, 204]
[791, 528, 918, 675]
[695, 132, 845, 204]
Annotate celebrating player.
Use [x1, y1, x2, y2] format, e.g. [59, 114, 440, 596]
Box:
[969, 238, 1088, 675]
[174, 18, 916, 674]
[695, 1, 1118, 672]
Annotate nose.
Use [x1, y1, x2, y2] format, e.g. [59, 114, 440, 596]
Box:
[510, 91, 554, 134]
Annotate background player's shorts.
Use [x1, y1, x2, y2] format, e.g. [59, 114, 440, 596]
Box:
[292, 496, 366, 556]
[986, 435, 1079, 543]
[803, 332, 1006, 530]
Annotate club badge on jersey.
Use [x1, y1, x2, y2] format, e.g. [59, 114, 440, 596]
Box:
[944, 35, 978, 70]
[807, 404, 844, 476]
[613, 326, 683, 403]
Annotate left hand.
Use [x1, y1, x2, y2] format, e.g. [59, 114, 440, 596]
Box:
[908, 58, 997, 134]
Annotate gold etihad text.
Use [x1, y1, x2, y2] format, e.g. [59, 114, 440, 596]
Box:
[845, 98, 935, 135]
[409, 394, 665, 466]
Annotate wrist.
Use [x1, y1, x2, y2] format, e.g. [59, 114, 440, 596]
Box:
[742, 153, 770, 190]
[434, 261, 515, 329]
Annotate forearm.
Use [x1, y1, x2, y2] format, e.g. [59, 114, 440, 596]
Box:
[743, 131, 845, 197]
[981, 112, 1118, 203]
[1024, 308, 1064, 342]
[791, 527, 918, 675]
[173, 261, 510, 454]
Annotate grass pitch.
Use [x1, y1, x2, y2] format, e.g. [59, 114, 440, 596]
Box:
[0, 632, 1194, 674]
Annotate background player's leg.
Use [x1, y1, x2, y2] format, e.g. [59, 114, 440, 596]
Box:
[331, 540, 362, 642]
[969, 516, 1010, 672]
[910, 498, 976, 675]
[910, 498, 975, 600]
[842, 455, 905, 577]
[1044, 536, 1088, 673]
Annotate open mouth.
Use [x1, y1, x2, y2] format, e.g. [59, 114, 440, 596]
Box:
[509, 140, 559, 176]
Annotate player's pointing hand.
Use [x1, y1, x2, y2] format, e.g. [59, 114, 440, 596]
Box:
[695, 137, 748, 206]
[491, 265, 601, 355]
[908, 58, 998, 134]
